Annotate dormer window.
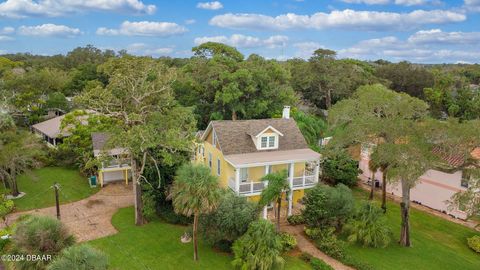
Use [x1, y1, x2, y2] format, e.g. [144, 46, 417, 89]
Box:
[259, 134, 277, 150]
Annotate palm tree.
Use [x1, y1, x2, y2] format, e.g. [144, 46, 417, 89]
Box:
[370, 151, 389, 213]
[170, 163, 221, 261]
[0, 129, 43, 196]
[259, 170, 290, 232]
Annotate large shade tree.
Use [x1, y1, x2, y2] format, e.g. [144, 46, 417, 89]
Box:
[170, 163, 222, 261]
[75, 56, 197, 225]
[0, 121, 44, 196]
[328, 84, 480, 247]
[175, 42, 296, 128]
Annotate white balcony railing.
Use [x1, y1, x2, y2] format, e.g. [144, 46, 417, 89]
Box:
[292, 174, 317, 188]
[228, 178, 266, 195]
[229, 173, 317, 195]
[102, 159, 131, 169]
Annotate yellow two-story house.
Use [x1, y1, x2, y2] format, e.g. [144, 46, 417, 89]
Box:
[195, 107, 321, 218]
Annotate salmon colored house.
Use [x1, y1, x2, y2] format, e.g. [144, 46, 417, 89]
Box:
[359, 143, 476, 220]
[195, 107, 321, 218]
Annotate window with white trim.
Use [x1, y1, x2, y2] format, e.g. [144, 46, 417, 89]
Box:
[259, 135, 277, 150]
[217, 158, 221, 176]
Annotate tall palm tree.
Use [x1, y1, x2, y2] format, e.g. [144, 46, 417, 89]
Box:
[0, 129, 43, 196]
[170, 163, 221, 261]
[259, 170, 290, 232]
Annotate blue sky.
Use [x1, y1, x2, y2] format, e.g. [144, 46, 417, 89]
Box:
[0, 0, 479, 63]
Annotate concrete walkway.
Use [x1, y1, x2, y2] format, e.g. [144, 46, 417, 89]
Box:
[4, 183, 134, 242]
[281, 224, 354, 270]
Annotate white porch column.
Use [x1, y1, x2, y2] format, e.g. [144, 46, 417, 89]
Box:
[235, 168, 240, 195]
[288, 162, 294, 216]
[314, 161, 320, 183]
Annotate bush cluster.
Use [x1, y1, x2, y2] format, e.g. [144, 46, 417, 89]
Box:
[467, 235, 480, 253]
[299, 252, 334, 270]
[279, 232, 297, 252]
[287, 214, 304, 225]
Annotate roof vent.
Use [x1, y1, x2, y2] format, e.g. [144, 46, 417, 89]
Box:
[282, 106, 290, 119]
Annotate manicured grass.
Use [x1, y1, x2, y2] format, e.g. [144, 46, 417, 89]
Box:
[90, 207, 310, 270]
[9, 167, 98, 211]
[344, 188, 480, 270]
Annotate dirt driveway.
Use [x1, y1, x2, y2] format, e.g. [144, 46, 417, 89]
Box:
[4, 183, 133, 242]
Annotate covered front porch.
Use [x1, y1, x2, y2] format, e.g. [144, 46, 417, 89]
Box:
[98, 162, 132, 187]
[224, 148, 321, 218]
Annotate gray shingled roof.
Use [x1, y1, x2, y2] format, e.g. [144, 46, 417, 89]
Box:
[209, 118, 308, 156]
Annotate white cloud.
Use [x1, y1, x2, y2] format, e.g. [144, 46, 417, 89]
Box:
[185, 19, 196, 25]
[194, 34, 288, 48]
[338, 30, 480, 63]
[210, 9, 465, 31]
[0, 26, 14, 34]
[18, 24, 81, 37]
[464, 0, 480, 11]
[293, 42, 323, 58]
[0, 0, 156, 18]
[408, 29, 480, 44]
[196, 1, 223, 10]
[96, 21, 187, 37]
[0, 35, 14, 41]
[126, 43, 174, 56]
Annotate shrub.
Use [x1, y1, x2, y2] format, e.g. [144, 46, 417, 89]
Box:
[322, 152, 359, 187]
[0, 195, 14, 222]
[232, 219, 284, 270]
[302, 184, 355, 230]
[467, 235, 480, 253]
[279, 232, 297, 252]
[200, 192, 258, 249]
[300, 252, 313, 262]
[344, 202, 392, 248]
[158, 204, 192, 225]
[142, 191, 157, 221]
[287, 214, 304, 225]
[310, 258, 334, 270]
[12, 215, 75, 269]
[47, 245, 108, 270]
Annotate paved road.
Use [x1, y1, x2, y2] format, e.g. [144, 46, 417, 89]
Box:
[4, 183, 134, 242]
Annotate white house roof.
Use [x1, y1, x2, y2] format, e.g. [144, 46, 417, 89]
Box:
[31, 115, 68, 138]
[224, 148, 320, 167]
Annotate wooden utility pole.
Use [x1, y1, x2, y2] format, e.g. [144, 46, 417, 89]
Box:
[53, 182, 60, 220]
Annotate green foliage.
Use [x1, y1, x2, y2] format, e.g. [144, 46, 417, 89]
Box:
[157, 204, 192, 225]
[0, 195, 14, 221]
[142, 190, 157, 221]
[193, 42, 244, 62]
[375, 61, 434, 98]
[45, 92, 69, 112]
[344, 202, 392, 248]
[260, 170, 290, 231]
[232, 219, 284, 270]
[287, 214, 304, 225]
[292, 110, 327, 148]
[322, 151, 359, 187]
[171, 164, 221, 217]
[12, 215, 75, 269]
[200, 192, 258, 248]
[310, 258, 334, 270]
[302, 184, 354, 230]
[279, 232, 297, 252]
[467, 235, 480, 253]
[47, 245, 108, 270]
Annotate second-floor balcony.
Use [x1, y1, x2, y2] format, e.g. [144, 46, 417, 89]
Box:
[228, 172, 318, 196]
[101, 159, 131, 170]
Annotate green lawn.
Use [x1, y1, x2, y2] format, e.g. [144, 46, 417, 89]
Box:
[90, 207, 311, 270]
[344, 189, 480, 270]
[8, 167, 98, 211]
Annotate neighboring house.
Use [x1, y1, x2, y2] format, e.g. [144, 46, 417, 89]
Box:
[195, 106, 321, 218]
[359, 143, 475, 220]
[31, 115, 69, 147]
[91, 132, 132, 187]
